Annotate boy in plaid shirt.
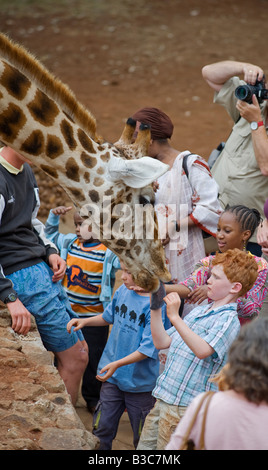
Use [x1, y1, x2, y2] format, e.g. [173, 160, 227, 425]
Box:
[137, 249, 258, 450]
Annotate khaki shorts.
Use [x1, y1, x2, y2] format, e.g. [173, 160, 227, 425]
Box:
[137, 398, 187, 450]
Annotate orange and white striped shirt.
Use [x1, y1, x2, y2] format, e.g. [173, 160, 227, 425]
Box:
[62, 239, 107, 317]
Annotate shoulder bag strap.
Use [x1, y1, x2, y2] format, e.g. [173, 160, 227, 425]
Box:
[198, 391, 215, 450]
[179, 390, 213, 450]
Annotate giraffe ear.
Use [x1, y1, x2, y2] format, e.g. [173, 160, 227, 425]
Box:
[107, 155, 170, 188]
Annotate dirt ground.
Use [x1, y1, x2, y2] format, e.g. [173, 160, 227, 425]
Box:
[0, 0, 268, 450]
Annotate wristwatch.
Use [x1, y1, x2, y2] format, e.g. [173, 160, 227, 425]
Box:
[250, 121, 264, 130]
[3, 292, 18, 304]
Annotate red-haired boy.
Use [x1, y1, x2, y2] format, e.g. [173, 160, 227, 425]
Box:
[137, 248, 258, 450]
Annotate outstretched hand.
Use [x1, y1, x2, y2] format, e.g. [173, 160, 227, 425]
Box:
[96, 362, 119, 382]
[52, 206, 73, 216]
[67, 317, 87, 333]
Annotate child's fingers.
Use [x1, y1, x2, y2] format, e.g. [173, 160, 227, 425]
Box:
[67, 319, 80, 333]
[164, 293, 180, 304]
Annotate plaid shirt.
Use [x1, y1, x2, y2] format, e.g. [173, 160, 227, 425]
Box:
[153, 303, 240, 407]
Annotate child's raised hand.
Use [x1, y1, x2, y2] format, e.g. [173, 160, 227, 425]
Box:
[52, 206, 73, 216]
[164, 292, 181, 322]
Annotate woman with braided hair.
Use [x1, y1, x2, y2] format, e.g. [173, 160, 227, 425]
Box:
[165, 205, 268, 324]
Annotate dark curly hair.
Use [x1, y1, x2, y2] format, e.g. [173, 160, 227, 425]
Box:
[220, 318, 268, 404]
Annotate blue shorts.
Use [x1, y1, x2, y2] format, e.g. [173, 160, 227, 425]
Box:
[7, 262, 84, 352]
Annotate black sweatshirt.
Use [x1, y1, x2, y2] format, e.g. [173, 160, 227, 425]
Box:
[0, 162, 57, 302]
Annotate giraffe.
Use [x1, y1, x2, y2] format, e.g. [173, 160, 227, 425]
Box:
[0, 33, 171, 291]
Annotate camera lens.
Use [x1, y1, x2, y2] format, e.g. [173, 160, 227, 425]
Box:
[235, 85, 251, 102]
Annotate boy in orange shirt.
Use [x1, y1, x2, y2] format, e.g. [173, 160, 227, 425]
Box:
[45, 205, 108, 412]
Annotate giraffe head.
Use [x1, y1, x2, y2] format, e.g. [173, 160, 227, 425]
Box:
[0, 33, 171, 291]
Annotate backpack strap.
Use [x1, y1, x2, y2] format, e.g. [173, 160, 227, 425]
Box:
[182, 152, 193, 178]
[181, 152, 211, 239]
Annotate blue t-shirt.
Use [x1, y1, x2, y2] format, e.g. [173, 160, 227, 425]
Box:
[99, 284, 165, 393]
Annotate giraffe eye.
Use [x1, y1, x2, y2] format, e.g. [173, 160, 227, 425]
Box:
[139, 195, 152, 206]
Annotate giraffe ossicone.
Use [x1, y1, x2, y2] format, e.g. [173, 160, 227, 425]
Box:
[0, 33, 171, 291]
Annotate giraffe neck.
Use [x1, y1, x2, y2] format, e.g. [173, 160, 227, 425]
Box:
[0, 33, 172, 292]
[0, 56, 118, 206]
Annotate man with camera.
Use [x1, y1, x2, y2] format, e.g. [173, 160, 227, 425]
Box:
[202, 60, 268, 256]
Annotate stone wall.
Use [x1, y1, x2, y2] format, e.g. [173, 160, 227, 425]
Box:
[0, 307, 99, 450]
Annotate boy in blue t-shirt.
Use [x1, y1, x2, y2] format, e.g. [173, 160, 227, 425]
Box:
[67, 262, 166, 450]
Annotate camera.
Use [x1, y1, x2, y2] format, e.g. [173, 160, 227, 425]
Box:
[235, 77, 268, 104]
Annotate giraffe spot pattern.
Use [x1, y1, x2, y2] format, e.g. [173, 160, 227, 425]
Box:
[97, 166, 105, 175]
[1, 62, 31, 100]
[20, 129, 44, 155]
[80, 151, 97, 169]
[78, 128, 96, 154]
[104, 188, 114, 196]
[83, 172, 90, 183]
[0, 102, 26, 143]
[67, 187, 86, 202]
[66, 157, 80, 182]
[117, 239, 128, 247]
[40, 164, 59, 179]
[93, 176, 105, 187]
[46, 134, 64, 159]
[88, 189, 99, 203]
[126, 192, 132, 203]
[60, 119, 77, 150]
[134, 245, 142, 256]
[125, 250, 134, 259]
[100, 152, 110, 162]
[27, 89, 59, 127]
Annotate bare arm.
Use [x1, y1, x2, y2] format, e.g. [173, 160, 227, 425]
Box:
[67, 314, 109, 332]
[251, 124, 268, 176]
[164, 293, 214, 359]
[202, 60, 265, 92]
[236, 94, 268, 175]
[257, 219, 268, 254]
[150, 307, 172, 350]
[164, 283, 191, 298]
[96, 351, 147, 382]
